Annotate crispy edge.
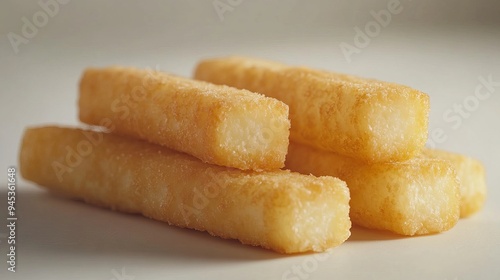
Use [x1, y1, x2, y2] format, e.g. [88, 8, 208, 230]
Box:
[20, 126, 350, 253]
[285, 142, 460, 235]
[194, 56, 429, 163]
[422, 149, 487, 217]
[79, 66, 290, 171]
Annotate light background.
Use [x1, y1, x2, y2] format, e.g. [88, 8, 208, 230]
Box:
[1, 0, 499, 279]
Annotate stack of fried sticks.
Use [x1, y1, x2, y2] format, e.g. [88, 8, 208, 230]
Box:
[20, 57, 486, 254]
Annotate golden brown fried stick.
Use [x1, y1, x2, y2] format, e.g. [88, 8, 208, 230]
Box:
[422, 149, 486, 217]
[285, 142, 460, 236]
[194, 56, 429, 163]
[19, 126, 351, 254]
[79, 66, 290, 171]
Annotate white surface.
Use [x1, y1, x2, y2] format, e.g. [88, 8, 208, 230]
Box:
[1, 1, 500, 279]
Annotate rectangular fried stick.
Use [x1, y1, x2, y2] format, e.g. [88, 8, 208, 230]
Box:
[19, 126, 351, 254]
[422, 149, 487, 217]
[285, 142, 460, 236]
[79, 66, 290, 171]
[194, 56, 429, 163]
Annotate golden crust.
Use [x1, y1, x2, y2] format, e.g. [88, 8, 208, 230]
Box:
[194, 56, 429, 163]
[422, 149, 487, 218]
[19, 126, 351, 254]
[79, 66, 290, 171]
[285, 142, 460, 236]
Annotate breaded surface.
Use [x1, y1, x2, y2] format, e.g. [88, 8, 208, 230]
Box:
[19, 126, 351, 254]
[194, 56, 429, 163]
[286, 142, 460, 236]
[79, 66, 290, 171]
[422, 149, 486, 218]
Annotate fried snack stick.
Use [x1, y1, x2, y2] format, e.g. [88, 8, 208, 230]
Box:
[19, 126, 351, 254]
[423, 149, 486, 218]
[194, 56, 429, 163]
[79, 66, 290, 171]
[285, 142, 460, 236]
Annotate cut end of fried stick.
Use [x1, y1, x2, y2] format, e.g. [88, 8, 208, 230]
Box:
[422, 148, 487, 218]
[79, 66, 290, 171]
[194, 56, 430, 163]
[286, 142, 460, 236]
[19, 126, 351, 254]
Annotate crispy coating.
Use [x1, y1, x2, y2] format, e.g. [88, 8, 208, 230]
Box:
[285, 142, 460, 236]
[194, 56, 430, 163]
[422, 149, 486, 218]
[79, 66, 290, 171]
[19, 126, 351, 254]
